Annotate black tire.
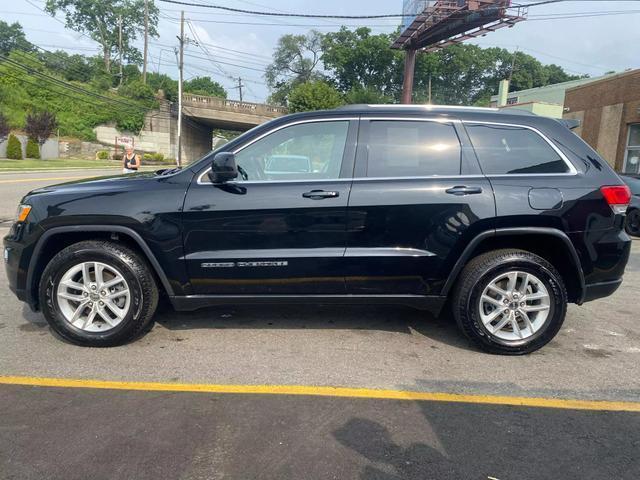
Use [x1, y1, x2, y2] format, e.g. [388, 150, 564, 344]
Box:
[626, 208, 640, 237]
[452, 249, 567, 355]
[39, 240, 159, 347]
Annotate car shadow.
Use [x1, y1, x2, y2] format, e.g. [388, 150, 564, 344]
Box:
[155, 303, 478, 352]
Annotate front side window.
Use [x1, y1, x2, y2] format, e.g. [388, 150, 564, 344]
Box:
[232, 120, 349, 181]
[365, 120, 462, 177]
[623, 124, 640, 175]
[466, 123, 569, 175]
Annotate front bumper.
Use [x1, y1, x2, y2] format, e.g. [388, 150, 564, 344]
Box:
[4, 223, 34, 307]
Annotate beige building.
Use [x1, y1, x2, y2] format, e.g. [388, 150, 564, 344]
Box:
[490, 73, 618, 119]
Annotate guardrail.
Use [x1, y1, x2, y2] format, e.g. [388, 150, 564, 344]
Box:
[183, 94, 287, 116]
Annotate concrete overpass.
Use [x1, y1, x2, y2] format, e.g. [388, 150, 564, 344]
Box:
[95, 95, 287, 164]
[178, 95, 287, 162]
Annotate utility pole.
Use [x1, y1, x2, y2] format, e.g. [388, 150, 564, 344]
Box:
[428, 74, 432, 104]
[118, 14, 123, 87]
[142, 0, 149, 84]
[507, 47, 519, 86]
[237, 77, 244, 102]
[401, 49, 416, 104]
[176, 10, 184, 167]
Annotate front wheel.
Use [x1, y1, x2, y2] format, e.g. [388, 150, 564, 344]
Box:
[452, 249, 567, 355]
[39, 240, 159, 347]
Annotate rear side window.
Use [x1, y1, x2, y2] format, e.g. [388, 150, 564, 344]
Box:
[466, 123, 569, 175]
[366, 120, 461, 177]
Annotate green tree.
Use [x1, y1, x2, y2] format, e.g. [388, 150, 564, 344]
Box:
[40, 50, 96, 82]
[322, 27, 403, 98]
[44, 0, 159, 72]
[24, 110, 58, 150]
[146, 72, 178, 101]
[266, 30, 324, 106]
[344, 86, 392, 105]
[25, 137, 40, 159]
[184, 76, 227, 98]
[119, 79, 156, 103]
[6, 134, 22, 159]
[288, 80, 343, 113]
[0, 21, 32, 56]
[0, 112, 9, 143]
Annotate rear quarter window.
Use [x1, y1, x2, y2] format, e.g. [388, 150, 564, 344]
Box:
[466, 123, 569, 175]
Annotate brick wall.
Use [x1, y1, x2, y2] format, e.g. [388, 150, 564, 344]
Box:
[564, 70, 640, 170]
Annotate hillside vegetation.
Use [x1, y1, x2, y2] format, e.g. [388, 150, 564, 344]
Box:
[0, 19, 228, 142]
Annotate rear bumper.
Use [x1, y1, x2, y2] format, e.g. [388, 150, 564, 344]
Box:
[581, 279, 623, 303]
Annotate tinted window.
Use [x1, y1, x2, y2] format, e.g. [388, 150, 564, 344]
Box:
[466, 124, 569, 175]
[366, 121, 461, 177]
[233, 121, 349, 181]
[622, 175, 640, 195]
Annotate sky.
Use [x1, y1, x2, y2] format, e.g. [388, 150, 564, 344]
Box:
[2, 0, 639, 103]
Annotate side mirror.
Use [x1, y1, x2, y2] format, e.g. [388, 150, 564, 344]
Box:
[208, 152, 238, 184]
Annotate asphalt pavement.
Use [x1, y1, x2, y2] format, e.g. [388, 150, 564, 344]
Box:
[1, 169, 639, 479]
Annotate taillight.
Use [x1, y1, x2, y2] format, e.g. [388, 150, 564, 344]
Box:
[600, 185, 631, 214]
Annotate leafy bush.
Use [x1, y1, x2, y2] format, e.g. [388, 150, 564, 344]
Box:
[112, 153, 123, 161]
[6, 133, 22, 159]
[115, 111, 145, 134]
[96, 150, 110, 160]
[288, 81, 344, 113]
[142, 152, 165, 163]
[25, 137, 40, 158]
[119, 80, 156, 103]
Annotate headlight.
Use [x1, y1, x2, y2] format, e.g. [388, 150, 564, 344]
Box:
[15, 204, 32, 223]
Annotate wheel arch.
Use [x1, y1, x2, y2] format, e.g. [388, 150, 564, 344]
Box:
[443, 227, 586, 304]
[27, 225, 175, 309]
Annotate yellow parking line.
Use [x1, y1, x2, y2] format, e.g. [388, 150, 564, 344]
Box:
[0, 176, 88, 184]
[1, 375, 639, 412]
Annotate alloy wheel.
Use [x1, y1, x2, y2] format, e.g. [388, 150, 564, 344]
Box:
[56, 261, 131, 332]
[478, 270, 551, 342]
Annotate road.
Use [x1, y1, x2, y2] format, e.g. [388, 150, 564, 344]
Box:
[1, 169, 639, 479]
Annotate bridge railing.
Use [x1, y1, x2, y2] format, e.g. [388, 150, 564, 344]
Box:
[182, 94, 287, 116]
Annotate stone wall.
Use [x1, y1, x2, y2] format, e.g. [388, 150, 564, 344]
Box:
[94, 100, 173, 158]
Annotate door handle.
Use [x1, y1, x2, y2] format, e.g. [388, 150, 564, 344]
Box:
[302, 190, 340, 200]
[445, 185, 483, 196]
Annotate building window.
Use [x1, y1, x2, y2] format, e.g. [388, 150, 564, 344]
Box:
[506, 96, 519, 105]
[624, 124, 640, 174]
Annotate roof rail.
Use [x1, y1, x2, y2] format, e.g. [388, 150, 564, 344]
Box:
[335, 104, 500, 112]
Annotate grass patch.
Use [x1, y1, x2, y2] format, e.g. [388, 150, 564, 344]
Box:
[0, 158, 126, 170]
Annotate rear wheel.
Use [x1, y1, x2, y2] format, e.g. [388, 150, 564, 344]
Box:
[626, 209, 640, 237]
[39, 240, 159, 347]
[452, 249, 567, 355]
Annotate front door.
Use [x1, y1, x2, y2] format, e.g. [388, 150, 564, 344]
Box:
[345, 117, 495, 295]
[183, 118, 357, 295]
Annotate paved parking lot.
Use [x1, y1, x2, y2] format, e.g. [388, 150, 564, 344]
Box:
[1, 170, 639, 479]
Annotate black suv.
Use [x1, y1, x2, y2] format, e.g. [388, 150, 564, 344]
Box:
[4, 105, 632, 354]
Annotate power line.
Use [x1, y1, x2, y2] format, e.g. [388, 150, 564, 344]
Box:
[0, 53, 169, 117]
[157, 0, 640, 18]
[157, 0, 411, 18]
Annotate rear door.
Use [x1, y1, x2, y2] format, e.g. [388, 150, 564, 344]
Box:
[345, 117, 495, 295]
[182, 117, 357, 295]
